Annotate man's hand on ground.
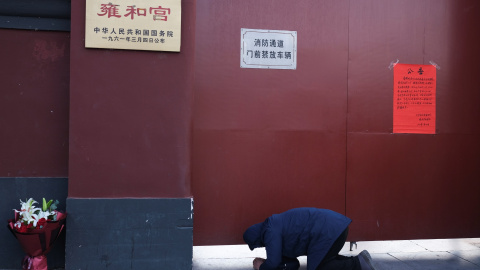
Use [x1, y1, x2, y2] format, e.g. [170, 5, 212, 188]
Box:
[253, 257, 266, 270]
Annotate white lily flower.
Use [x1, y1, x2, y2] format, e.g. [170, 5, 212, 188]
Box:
[31, 214, 40, 227]
[37, 210, 52, 220]
[15, 198, 41, 226]
[20, 198, 37, 211]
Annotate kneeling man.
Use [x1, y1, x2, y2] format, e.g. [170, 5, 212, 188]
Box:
[243, 208, 377, 270]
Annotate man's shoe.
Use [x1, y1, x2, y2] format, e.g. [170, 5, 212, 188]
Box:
[358, 250, 377, 270]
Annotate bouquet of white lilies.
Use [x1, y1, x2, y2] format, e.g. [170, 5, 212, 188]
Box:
[7, 197, 66, 270]
[13, 198, 59, 232]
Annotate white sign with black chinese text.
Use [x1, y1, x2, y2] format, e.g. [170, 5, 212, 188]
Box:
[85, 0, 181, 52]
[240, 28, 297, 70]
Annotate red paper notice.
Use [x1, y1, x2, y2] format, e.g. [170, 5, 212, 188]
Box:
[393, 64, 436, 134]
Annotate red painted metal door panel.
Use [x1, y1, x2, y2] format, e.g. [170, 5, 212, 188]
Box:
[346, 0, 480, 241]
[193, 0, 350, 245]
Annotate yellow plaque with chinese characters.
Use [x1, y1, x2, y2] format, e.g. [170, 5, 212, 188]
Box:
[85, 0, 181, 52]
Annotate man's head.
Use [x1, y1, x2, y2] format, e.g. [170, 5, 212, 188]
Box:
[243, 223, 263, 250]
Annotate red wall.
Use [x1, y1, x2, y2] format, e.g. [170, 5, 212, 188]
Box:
[193, 0, 480, 244]
[68, 0, 196, 198]
[0, 29, 70, 177]
[2, 0, 479, 245]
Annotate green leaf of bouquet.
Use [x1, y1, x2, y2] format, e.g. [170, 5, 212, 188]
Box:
[46, 200, 53, 210]
[42, 198, 47, 211]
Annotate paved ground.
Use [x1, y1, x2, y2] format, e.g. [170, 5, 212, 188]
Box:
[193, 238, 480, 270]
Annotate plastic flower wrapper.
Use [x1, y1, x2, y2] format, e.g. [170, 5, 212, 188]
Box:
[7, 198, 67, 270]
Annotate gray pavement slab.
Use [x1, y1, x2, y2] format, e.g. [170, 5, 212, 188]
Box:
[451, 250, 480, 267]
[387, 251, 480, 270]
[339, 240, 427, 255]
[193, 256, 309, 270]
[411, 239, 480, 252]
[2, 239, 479, 269]
[193, 238, 480, 270]
[367, 253, 413, 270]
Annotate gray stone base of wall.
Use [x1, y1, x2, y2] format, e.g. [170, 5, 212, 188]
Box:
[65, 197, 193, 270]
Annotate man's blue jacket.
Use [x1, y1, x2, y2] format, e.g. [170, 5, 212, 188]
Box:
[243, 208, 352, 270]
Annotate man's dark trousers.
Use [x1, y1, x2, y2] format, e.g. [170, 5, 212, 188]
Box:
[316, 227, 361, 270]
